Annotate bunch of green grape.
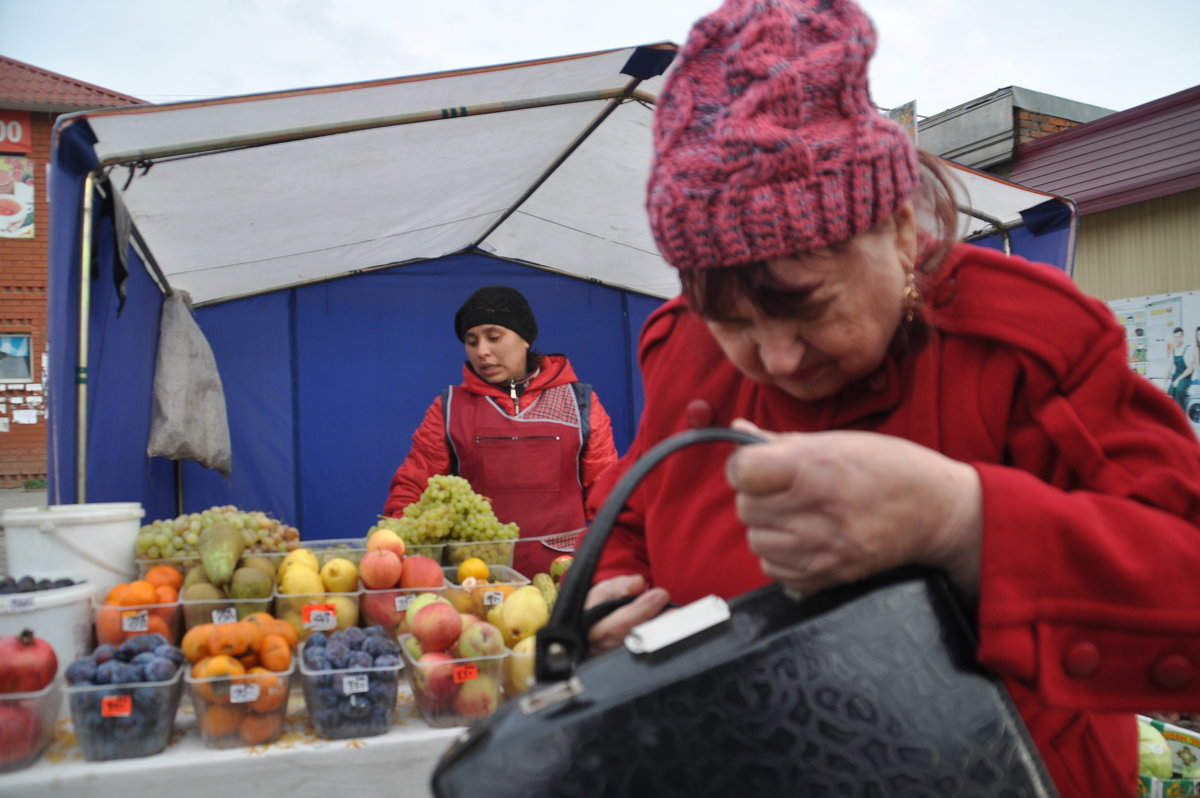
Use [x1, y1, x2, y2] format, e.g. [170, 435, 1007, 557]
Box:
[369, 475, 519, 551]
[134, 505, 302, 561]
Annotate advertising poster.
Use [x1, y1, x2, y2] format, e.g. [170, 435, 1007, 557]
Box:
[0, 156, 35, 238]
[1108, 290, 1200, 438]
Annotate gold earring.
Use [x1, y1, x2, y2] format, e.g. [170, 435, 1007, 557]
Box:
[903, 271, 920, 324]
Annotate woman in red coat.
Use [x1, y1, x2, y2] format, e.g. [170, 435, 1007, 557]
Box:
[384, 285, 618, 577]
[582, 0, 1200, 794]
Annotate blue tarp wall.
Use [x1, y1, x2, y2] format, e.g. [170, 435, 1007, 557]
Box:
[48, 121, 662, 540]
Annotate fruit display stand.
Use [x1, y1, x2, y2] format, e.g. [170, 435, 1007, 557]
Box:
[0, 681, 461, 798]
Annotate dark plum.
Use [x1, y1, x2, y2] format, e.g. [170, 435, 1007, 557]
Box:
[66, 656, 99, 685]
[92, 643, 118, 664]
[144, 656, 177, 682]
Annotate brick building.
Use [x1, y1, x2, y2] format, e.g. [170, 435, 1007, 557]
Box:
[0, 57, 142, 487]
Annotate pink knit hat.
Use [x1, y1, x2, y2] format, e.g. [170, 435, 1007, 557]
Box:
[647, 0, 919, 271]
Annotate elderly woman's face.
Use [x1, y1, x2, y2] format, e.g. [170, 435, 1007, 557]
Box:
[704, 207, 918, 401]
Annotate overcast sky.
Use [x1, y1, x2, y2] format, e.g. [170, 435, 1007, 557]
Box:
[2, 0, 1197, 117]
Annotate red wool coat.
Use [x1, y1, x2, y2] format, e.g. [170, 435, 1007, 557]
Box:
[590, 243, 1200, 795]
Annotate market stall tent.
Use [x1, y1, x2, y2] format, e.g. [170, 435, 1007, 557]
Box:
[47, 44, 1077, 540]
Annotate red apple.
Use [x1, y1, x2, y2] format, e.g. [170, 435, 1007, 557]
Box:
[400, 554, 445, 590]
[361, 589, 406, 631]
[457, 620, 505, 658]
[399, 592, 450, 635]
[453, 673, 502, 719]
[360, 548, 403, 589]
[411, 601, 463, 653]
[413, 651, 456, 711]
[367, 527, 407, 560]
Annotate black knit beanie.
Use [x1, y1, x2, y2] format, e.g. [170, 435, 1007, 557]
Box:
[454, 286, 538, 344]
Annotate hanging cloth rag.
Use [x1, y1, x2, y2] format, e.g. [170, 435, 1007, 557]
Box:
[146, 290, 233, 477]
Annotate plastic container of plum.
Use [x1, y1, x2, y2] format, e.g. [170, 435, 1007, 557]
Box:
[65, 665, 185, 761]
[185, 661, 294, 748]
[298, 636, 402, 739]
[359, 582, 448, 638]
[440, 565, 530, 620]
[0, 680, 61, 773]
[398, 632, 507, 728]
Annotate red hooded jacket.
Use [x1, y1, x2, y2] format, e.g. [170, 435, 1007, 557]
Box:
[385, 354, 618, 574]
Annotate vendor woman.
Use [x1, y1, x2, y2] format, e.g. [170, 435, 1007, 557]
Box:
[383, 285, 619, 576]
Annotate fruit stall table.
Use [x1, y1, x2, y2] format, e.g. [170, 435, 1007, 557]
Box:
[1, 685, 462, 798]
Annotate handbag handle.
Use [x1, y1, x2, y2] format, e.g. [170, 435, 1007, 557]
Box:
[536, 426, 765, 683]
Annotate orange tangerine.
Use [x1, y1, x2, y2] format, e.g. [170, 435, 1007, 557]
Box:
[144, 564, 184, 591]
[121, 580, 158, 607]
[238, 710, 283, 745]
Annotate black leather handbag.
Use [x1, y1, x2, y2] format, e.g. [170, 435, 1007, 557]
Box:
[431, 428, 1059, 797]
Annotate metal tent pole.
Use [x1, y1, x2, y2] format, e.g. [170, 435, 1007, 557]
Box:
[76, 172, 96, 502]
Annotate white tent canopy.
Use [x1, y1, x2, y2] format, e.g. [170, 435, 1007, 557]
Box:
[67, 44, 1066, 308]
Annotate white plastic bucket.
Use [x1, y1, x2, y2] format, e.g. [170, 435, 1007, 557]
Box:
[2, 503, 144, 599]
[0, 580, 96, 717]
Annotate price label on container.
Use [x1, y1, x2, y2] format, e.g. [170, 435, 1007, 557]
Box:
[341, 674, 369, 695]
[395, 594, 415, 611]
[230, 682, 260, 704]
[303, 603, 337, 631]
[101, 695, 133, 717]
[5, 595, 34, 613]
[453, 663, 479, 684]
[211, 607, 238, 625]
[482, 590, 504, 607]
[121, 609, 150, 632]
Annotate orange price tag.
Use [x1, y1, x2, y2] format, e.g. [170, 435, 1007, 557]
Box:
[101, 694, 133, 717]
[453, 662, 479, 684]
[302, 602, 337, 631]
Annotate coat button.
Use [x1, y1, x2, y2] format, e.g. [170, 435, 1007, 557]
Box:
[1152, 655, 1194, 690]
[685, 399, 714, 428]
[1063, 641, 1101, 678]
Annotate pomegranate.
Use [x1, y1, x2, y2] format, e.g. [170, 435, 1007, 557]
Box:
[0, 629, 57, 693]
[0, 703, 40, 767]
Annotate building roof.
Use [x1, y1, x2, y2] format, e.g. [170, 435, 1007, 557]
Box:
[0, 56, 144, 112]
[1009, 84, 1200, 215]
[916, 85, 1113, 170]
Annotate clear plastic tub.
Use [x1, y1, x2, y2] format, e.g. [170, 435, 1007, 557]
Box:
[298, 636, 401, 739]
[440, 565, 530, 620]
[185, 661, 294, 748]
[66, 665, 185, 761]
[0, 680, 61, 772]
[93, 596, 182, 647]
[359, 582, 447, 638]
[399, 632, 507, 728]
[273, 588, 361, 642]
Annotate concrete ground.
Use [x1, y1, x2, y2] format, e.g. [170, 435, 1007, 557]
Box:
[0, 486, 50, 575]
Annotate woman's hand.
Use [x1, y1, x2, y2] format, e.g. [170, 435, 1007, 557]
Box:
[726, 419, 983, 598]
[584, 574, 671, 655]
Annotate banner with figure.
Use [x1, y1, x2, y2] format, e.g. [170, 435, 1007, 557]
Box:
[1108, 290, 1200, 438]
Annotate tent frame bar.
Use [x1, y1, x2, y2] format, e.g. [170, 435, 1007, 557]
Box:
[95, 88, 657, 169]
[75, 172, 95, 501]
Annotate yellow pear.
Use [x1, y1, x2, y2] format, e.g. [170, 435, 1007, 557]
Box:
[278, 548, 319, 578]
[279, 563, 324, 597]
[498, 586, 549, 648]
[505, 634, 537, 695]
[328, 594, 360, 630]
